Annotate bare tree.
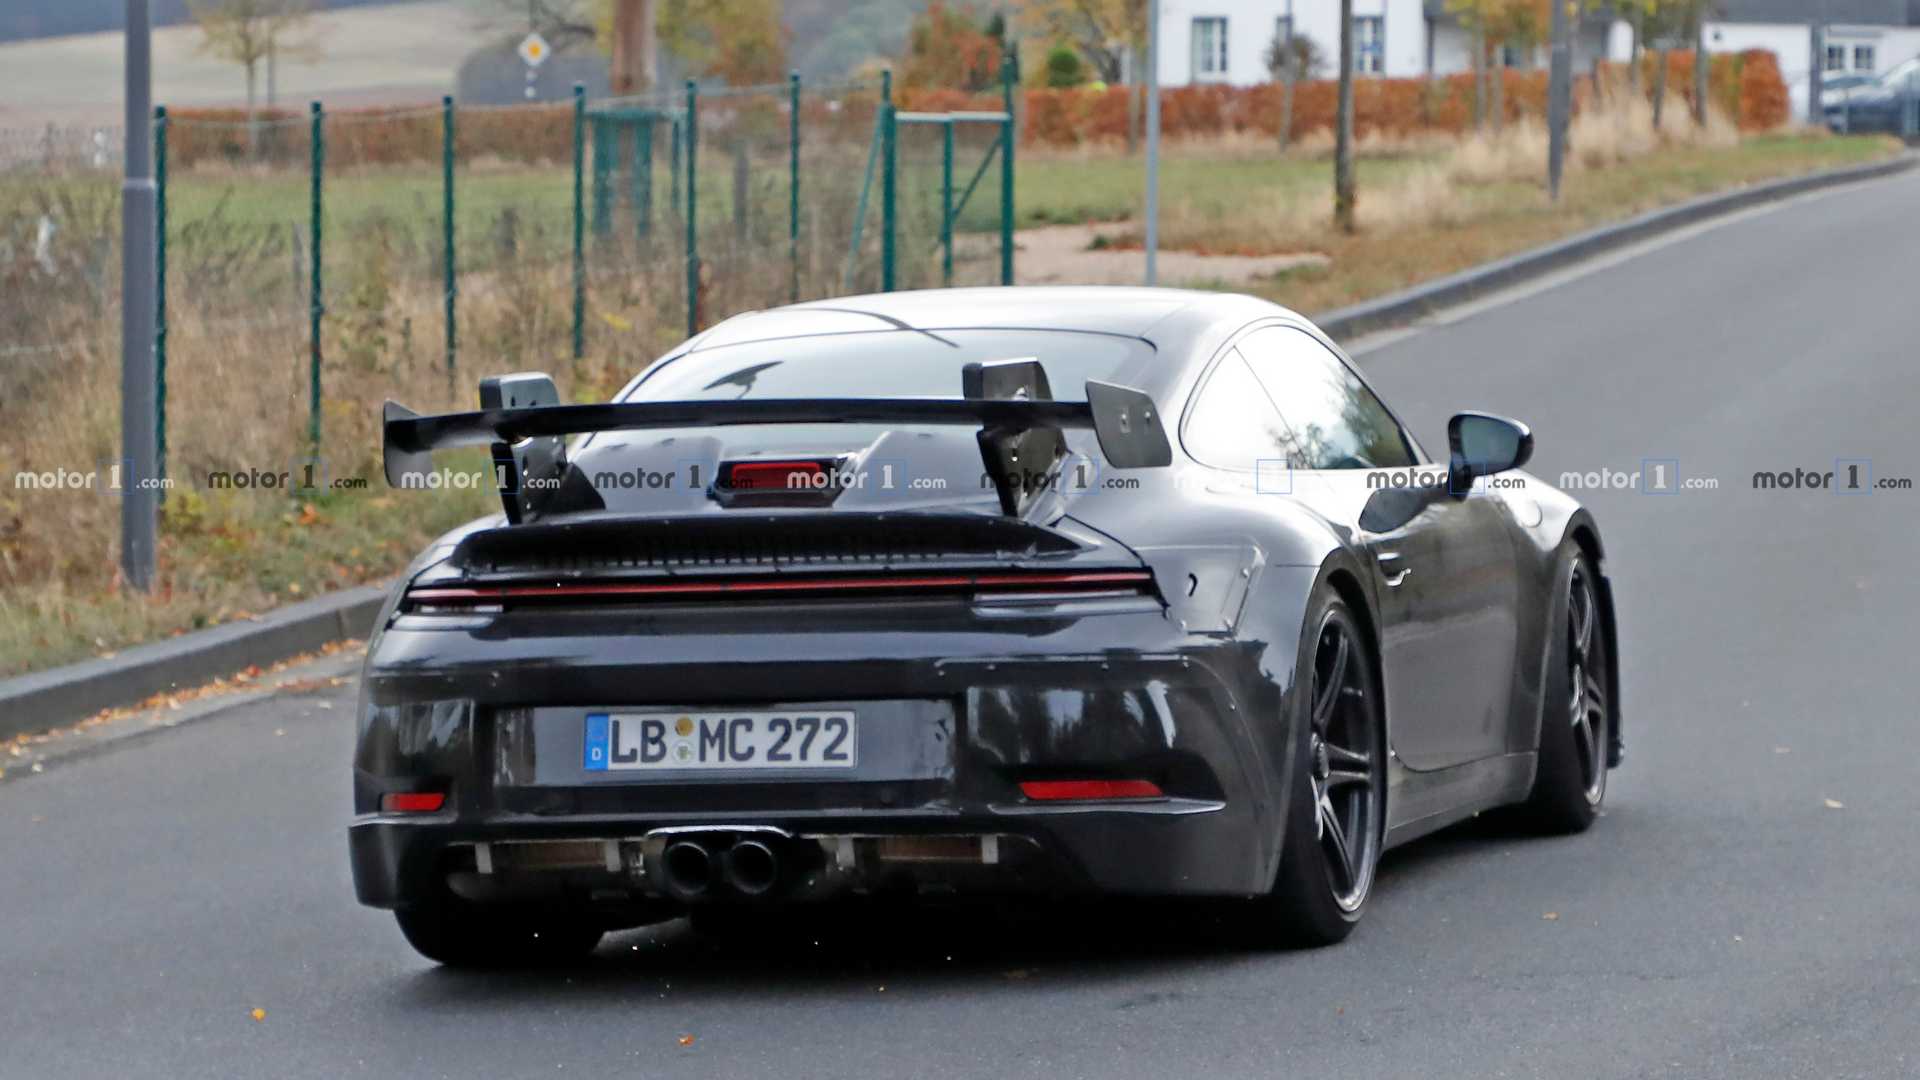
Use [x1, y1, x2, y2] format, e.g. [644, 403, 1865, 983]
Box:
[188, 0, 315, 125]
[610, 0, 659, 95]
[1334, 0, 1356, 232]
[1265, 27, 1325, 152]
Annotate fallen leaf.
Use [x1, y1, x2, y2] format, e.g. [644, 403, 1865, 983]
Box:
[1773, 747, 1790, 754]
[274, 729, 286, 737]
[677, 1034, 694, 1048]
[1823, 798, 1844, 810]
[1542, 912, 1559, 921]
[250, 1008, 266, 1022]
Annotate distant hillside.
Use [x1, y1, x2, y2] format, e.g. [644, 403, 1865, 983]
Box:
[0, 0, 436, 43]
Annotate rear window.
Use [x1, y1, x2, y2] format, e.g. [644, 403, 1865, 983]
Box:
[626, 329, 1153, 403]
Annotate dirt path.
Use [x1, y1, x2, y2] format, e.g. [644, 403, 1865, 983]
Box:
[1011, 223, 1328, 288]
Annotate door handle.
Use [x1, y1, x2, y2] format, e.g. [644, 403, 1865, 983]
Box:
[1378, 550, 1411, 588]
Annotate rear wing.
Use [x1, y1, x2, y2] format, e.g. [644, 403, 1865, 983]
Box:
[383, 363, 1172, 523]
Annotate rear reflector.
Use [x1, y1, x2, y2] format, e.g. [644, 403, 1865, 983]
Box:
[404, 570, 1155, 609]
[380, 792, 446, 813]
[1019, 779, 1164, 801]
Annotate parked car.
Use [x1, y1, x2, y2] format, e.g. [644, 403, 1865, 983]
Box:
[1825, 58, 1920, 135]
[353, 287, 1623, 965]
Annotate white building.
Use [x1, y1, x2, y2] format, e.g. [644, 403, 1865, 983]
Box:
[1151, 0, 1611, 85]
[1150, 0, 1920, 122]
[1698, 0, 1920, 120]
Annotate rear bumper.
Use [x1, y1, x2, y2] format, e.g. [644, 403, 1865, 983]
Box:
[349, 800, 1238, 908]
[349, 597, 1295, 907]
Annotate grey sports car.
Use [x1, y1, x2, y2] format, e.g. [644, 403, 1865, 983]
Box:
[353, 287, 1621, 965]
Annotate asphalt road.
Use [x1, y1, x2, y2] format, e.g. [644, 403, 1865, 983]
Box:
[6, 169, 1919, 1080]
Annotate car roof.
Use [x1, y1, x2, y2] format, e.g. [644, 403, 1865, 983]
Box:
[683, 286, 1301, 355]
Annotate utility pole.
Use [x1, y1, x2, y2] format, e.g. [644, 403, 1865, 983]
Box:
[1692, 5, 1709, 125]
[1144, 0, 1160, 285]
[121, 0, 159, 591]
[1808, 22, 1825, 125]
[1547, 0, 1571, 199]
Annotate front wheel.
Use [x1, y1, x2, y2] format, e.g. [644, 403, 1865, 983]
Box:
[394, 897, 603, 968]
[1247, 590, 1386, 947]
[1523, 546, 1612, 833]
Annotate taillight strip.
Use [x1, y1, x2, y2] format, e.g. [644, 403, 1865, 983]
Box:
[407, 570, 1155, 606]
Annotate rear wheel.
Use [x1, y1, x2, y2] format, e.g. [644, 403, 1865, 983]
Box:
[1524, 547, 1611, 833]
[394, 896, 603, 968]
[1250, 590, 1386, 947]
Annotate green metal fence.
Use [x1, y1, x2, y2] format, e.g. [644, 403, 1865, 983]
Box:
[148, 54, 1018, 476]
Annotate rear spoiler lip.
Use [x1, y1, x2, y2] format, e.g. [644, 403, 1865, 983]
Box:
[382, 383, 1173, 490]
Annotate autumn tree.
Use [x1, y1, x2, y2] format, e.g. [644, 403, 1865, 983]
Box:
[1017, 0, 1144, 84]
[899, 1, 1004, 91]
[1446, 0, 1550, 130]
[188, 0, 314, 124]
[1265, 26, 1325, 151]
[1020, 0, 1145, 148]
[659, 0, 788, 86]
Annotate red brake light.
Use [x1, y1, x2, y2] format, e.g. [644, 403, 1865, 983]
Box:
[724, 460, 826, 491]
[1019, 779, 1164, 801]
[381, 792, 446, 813]
[404, 569, 1155, 609]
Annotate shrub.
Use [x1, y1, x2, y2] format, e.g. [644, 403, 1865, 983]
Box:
[1045, 43, 1087, 89]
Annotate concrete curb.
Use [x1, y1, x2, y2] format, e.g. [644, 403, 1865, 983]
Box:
[0, 583, 388, 741]
[1315, 152, 1919, 341]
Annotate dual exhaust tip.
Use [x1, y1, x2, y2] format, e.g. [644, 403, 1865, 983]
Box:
[661, 837, 780, 900]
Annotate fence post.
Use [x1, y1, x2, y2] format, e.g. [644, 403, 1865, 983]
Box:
[685, 79, 700, 337]
[789, 71, 801, 304]
[1000, 42, 1016, 286]
[634, 114, 653, 242]
[442, 94, 456, 376]
[153, 104, 168, 492]
[940, 119, 953, 288]
[308, 101, 324, 457]
[670, 116, 682, 214]
[591, 115, 614, 237]
[880, 68, 895, 292]
[571, 83, 585, 362]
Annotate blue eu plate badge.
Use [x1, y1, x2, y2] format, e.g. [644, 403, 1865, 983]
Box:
[583, 713, 610, 771]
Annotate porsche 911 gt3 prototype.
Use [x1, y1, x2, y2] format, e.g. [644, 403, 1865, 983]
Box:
[352, 287, 1621, 965]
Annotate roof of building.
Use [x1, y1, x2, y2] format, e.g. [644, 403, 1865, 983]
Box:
[1711, 0, 1916, 25]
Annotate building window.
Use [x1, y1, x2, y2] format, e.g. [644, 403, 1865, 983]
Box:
[1825, 44, 1846, 71]
[1854, 44, 1875, 71]
[1193, 17, 1229, 78]
[1353, 16, 1385, 75]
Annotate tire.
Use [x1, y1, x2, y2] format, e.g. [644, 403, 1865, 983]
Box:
[1523, 544, 1612, 833]
[394, 897, 604, 968]
[1246, 587, 1387, 947]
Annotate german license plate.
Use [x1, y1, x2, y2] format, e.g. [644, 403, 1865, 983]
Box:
[583, 711, 857, 772]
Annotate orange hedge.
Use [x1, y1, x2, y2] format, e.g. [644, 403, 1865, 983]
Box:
[160, 50, 1787, 169]
[898, 48, 1786, 147]
[165, 103, 575, 170]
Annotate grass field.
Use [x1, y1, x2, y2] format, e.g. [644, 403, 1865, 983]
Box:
[0, 107, 1902, 678]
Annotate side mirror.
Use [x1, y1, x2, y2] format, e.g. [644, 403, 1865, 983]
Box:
[1447, 411, 1532, 494]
